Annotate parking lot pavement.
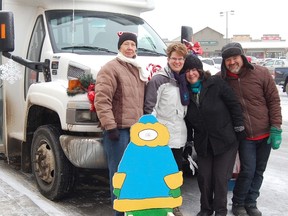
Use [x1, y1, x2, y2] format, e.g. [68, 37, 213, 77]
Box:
[0, 176, 49, 216]
[0, 138, 287, 216]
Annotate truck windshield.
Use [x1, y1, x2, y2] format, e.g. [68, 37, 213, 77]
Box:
[45, 10, 167, 56]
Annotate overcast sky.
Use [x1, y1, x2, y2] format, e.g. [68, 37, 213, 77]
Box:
[141, 0, 287, 41]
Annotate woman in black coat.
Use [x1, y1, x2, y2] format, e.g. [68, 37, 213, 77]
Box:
[183, 54, 245, 216]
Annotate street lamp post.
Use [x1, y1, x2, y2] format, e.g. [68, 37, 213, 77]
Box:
[220, 10, 234, 44]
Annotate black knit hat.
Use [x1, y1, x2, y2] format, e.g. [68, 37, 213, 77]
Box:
[117, 31, 138, 49]
[221, 42, 254, 72]
[182, 54, 203, 72]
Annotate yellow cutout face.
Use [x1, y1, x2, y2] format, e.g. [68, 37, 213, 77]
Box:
[130, 122, 170, 147]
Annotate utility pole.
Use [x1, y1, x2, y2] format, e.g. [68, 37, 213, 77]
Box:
[220, 10, 234, 44]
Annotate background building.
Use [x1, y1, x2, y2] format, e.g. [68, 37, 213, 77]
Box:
[167, 27, 288, 59]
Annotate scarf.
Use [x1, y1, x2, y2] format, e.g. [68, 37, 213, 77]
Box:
[226, 70, 239, 78]
[172, 70, 190, 106]
[117, 52, 149, 81]
[190, 80, 202, 94]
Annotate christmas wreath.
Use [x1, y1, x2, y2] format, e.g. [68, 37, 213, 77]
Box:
[67, 74, 96, 112]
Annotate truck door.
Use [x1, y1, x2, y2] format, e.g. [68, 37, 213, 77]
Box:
[24, 15, 45, 98]
[0, 0, 2, 152]
[0, 78, 3, 149]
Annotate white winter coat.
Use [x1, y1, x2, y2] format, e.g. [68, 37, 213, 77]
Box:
[144, 66, 187, 149]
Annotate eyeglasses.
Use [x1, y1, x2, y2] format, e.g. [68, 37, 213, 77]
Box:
[169, 57, 185, 62]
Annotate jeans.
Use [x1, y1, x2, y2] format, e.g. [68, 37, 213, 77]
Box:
[232, 138, 271, 206]
[103, 128, 130, 216]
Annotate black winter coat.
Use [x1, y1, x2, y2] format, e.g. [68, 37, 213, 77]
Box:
[185, 75, 244, 157]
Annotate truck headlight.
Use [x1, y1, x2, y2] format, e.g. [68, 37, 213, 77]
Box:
[66, 101, 99, 124]
[67, 108, 98, 124]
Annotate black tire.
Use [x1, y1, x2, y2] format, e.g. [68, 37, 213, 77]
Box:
[31, 125, 76, 200]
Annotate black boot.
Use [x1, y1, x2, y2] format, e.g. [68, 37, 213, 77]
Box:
[196, 210, 213, 216]
[232, 203, 249, 216]
[245, 205, 262, 216]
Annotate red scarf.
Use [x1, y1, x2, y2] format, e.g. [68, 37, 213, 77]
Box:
[226, 70, 239, 78]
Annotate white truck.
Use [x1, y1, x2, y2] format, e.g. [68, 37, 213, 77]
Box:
[0, 0, 192, 201]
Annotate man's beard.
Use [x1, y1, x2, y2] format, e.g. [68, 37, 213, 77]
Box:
[229, 65, 241, 74]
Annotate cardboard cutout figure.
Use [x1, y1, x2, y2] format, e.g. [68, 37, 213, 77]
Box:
[112, 114, 183, 216]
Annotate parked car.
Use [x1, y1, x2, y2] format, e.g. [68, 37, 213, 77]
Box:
[202, 62, 219, 75]
[211, 57, 222, 70]
[259, 58, 277, 66]
[274, 67, 288, 94]
[201, 58, 215, 67]
[194, 56, 219, 75]
[246, 56, 260, 65]
[262, 59, 288, 77]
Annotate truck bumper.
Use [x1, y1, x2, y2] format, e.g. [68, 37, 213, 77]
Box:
[59, 135, 107, 169]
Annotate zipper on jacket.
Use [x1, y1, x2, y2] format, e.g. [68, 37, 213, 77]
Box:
[237, 77, 254, 137]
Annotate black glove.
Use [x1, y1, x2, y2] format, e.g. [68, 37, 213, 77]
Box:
[183, 146, 192, 160]
[182, 142, 193, 160]
[234, 126, 246, 141]
[107, 128, 120, 141]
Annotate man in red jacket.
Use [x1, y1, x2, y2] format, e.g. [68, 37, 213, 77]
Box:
[220, 42, 282, 216]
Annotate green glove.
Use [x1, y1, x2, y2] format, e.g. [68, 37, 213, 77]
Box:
[113, 188, 121, 197]
[169, 188, 181, 198]
[267, 126, 282, 150]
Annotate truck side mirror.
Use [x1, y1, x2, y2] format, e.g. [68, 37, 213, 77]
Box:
[0, 11, 15, 52]
[181, 26, 193, 43]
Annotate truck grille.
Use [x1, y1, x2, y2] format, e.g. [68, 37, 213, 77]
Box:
[68, 65, 86, 78]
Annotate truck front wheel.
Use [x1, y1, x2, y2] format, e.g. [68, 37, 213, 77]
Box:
[31, 125, 76, 200]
